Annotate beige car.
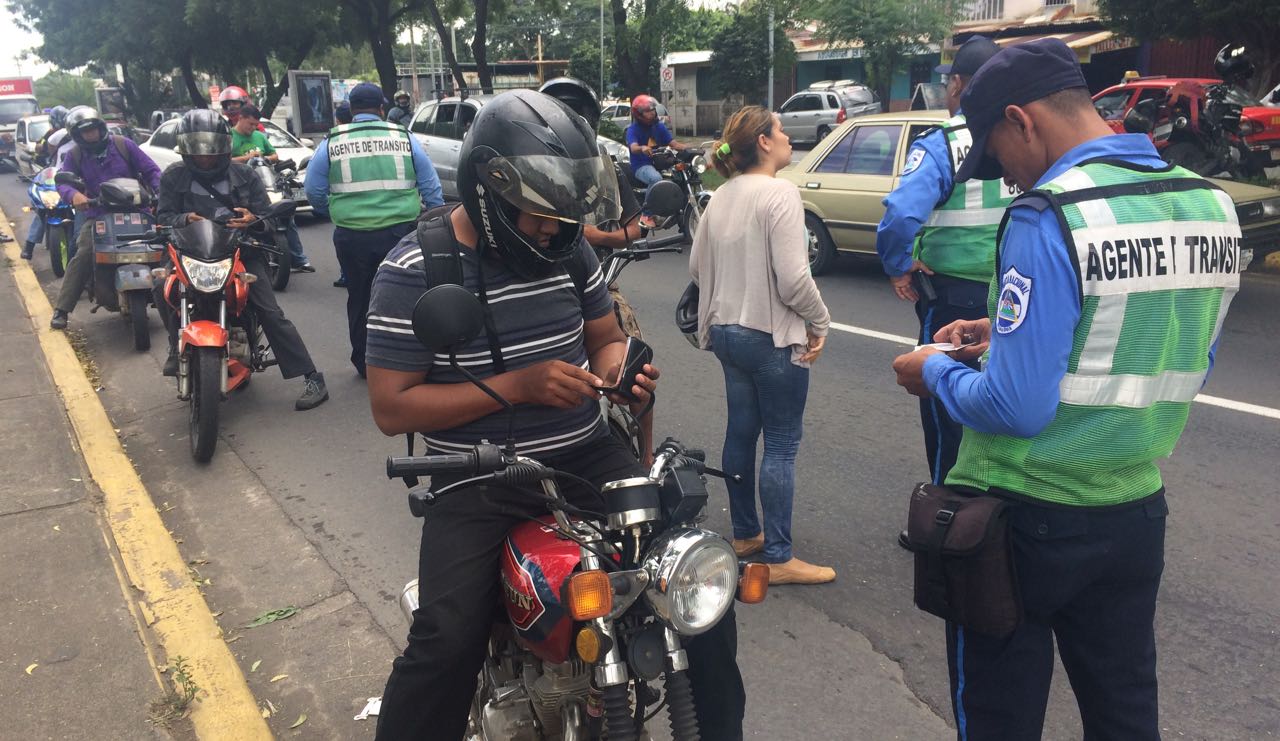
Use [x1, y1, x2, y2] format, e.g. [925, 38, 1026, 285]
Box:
[781, 111, 1280, 275]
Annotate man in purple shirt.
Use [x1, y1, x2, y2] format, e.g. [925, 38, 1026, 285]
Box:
[50, 107, 162, 330]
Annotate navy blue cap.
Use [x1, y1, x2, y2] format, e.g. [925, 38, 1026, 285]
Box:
[348, 82, 386, 111]
[955, 38, 1089, 182]
[935, 36, 1000, 76]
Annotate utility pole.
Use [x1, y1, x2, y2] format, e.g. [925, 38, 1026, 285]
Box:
[409, 22, 421, 100]
[767, 5, 775, 110]
[599, 0, 605, 97]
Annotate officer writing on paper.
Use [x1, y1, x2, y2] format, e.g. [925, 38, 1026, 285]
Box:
[891, 39, 1241, 740]
[876, 36, 1011, 504]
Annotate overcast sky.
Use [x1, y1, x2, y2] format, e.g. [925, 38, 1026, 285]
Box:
[0, 19, 55, 79]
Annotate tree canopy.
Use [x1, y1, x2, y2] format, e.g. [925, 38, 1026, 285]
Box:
[710, 5, 796, 104]
[812, 0, 955, 104]
[1099, 0, 1279, 96]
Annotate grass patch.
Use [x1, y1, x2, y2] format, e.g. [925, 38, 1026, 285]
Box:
[149, 656, 200, 726]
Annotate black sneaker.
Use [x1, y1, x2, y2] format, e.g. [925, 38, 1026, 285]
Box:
[293, 262, 316, 273]
[50, 309, 68, 330]
[163, 351, 179, 377]
[332, 277, 347, 288]
[296, 372, 329, 411]
[20, 242, 34, 260]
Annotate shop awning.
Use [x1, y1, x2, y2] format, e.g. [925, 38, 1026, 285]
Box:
[992, 30, 1135, 63]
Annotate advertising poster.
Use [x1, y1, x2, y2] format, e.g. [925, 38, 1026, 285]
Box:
[287, 70, 335, 136]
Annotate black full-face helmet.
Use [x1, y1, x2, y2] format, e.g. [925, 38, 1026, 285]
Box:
[538, 77, 602, 131]
[457, 90, 621, 279]
[176, 109, 233, 181]
[1213, 44, 1255, 86]
[66, 106, 110, 156]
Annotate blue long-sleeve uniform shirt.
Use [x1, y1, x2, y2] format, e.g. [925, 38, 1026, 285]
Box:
[922, 133, 1221, 438]
[875, 125, 953, 277]
[303, 113, 444, 215]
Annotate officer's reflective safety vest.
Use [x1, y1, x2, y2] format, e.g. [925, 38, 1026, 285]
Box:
[914, 115, 1017, 284]
[326, 120, 420, 230]
[947, 159, 1242, 507]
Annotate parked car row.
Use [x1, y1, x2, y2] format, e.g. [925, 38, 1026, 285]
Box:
[782, 111, 1280, 276]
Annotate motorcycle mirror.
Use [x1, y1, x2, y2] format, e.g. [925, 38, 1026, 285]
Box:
[298, 155, 312, 171]
[644, 180, 685, 218]
[411, 284, 486, 354]
[54, 172, 85, 190]
[1122, 108, 1153, 135]
[263, 200, 297, 220]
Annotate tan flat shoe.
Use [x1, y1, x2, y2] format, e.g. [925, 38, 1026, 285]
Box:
[767, 558, 836, 585]
[732, 534, 765, 558]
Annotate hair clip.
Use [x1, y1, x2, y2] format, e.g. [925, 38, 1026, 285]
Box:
[717, 142, 731, 157]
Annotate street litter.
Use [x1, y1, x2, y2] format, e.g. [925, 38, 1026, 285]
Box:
[354, 697, 381, 721]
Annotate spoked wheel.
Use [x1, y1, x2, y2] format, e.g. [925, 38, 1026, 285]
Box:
[189, 346, 222, 463]
[126, 291, 150, 351]
[46, 222, 71, 278]
[267, 235, 290, 292]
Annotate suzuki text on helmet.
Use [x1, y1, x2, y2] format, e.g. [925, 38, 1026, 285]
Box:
[65, 107, 110, 156]
[176, 109, 233, 183]
[456, 89, 622, 280]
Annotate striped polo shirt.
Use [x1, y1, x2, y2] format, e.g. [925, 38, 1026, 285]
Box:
[366, 228, 614, 456]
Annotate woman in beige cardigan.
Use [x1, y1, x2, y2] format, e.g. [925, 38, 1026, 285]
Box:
[690, 106, 834, 585]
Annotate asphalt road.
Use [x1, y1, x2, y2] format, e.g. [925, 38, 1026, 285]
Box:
[6, 178, 1279, 739]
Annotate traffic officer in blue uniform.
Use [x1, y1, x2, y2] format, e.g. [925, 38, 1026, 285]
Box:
[891, 39, 1241, 740]
[876, 36, 1013, 497]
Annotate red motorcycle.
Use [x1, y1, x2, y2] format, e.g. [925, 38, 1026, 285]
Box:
[142, 203, 295, 462]
[388, 284, 770, 740]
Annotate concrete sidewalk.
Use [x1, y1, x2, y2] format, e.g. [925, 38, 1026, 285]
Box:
[0, 250, 175, 738]
[1, 218, 269, 739]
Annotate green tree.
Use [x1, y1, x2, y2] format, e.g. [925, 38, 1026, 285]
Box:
[569, 41, 616, 97]
[1099, 0, 1279, 96]
[812, 0, 956, 105]
[709, 5, 796, 104]
[34, 71, 97, 109]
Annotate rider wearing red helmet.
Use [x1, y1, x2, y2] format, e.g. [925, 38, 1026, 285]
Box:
[217, 86, 252, 127]
[625, 94, 685, 226]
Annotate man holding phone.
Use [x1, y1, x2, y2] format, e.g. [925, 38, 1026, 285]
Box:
[875, 36, 1011, 498]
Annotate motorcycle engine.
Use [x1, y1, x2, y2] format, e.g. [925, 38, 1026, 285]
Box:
[228, 328, 251, 367]
[523, 658, 591, 736]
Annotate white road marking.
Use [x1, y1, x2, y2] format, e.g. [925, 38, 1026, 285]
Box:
[828, 321, 1280, 421]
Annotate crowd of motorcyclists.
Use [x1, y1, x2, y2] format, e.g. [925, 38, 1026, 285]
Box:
[8, 39, 1244, 737]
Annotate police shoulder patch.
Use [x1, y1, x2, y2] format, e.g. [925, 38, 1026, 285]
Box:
[901, 148, 926, 176]
[995, 267, 1032, 335]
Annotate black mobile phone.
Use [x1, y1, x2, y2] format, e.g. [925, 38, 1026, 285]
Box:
[599, 337, 654, 402]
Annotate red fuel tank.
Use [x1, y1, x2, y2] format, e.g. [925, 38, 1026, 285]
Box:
[499, 517, 581, 664]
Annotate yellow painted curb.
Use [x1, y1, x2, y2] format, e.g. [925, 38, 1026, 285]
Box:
[2, 212, 271, 740]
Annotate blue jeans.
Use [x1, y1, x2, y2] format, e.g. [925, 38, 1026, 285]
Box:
[26, 217, 44, 245]
[285, 218, 308, 266]
[710, 324, 810, 563]
[633, 164, 663, 212]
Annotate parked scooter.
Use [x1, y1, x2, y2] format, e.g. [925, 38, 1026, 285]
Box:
[55, 173, 163, 351]
[388, 284, 769, 740]
[21, 166, 76, 277]
[142, 201, 296, 462]
[625, 147, 712, 242]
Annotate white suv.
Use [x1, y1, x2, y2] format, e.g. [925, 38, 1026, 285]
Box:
[778, 82, 881, 144]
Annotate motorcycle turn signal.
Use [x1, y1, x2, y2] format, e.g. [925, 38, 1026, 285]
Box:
[566, 570, 613, 621]
[737, 562, 770, 604]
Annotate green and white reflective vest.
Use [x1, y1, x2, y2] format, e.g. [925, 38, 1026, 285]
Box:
[326, 121, 420, 231]
[947, 159, 1242, 507]
[914, 115, 1018, 284]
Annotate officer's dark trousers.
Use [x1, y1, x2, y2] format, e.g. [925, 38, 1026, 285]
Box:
[375, 433, 746, 741]
[333, 222, 415, 377]
[159, 253, 316, 379]
[946, 492, 1168, 741]
[914, 275, 987, 484]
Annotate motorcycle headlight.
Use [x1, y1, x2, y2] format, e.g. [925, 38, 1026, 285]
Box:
[39, 190, 61, 209]
[180, 256, 233, 293]
[691, 155, 707, 174]
[642, 529, 737, 635]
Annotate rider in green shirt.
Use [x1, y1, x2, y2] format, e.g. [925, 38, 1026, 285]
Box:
[230, 105, 276, 163]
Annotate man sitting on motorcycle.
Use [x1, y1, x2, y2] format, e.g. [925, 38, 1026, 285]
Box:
[20, 105, 70, 260]
[386, 90, 413, 126]
[364, 90, 745, 740]
[218, 86, 252, 128]
[625, 94, 685, 229]
[50, 107, 163, 330]
[230, 105, 312, 273]
[153, 109, 329, 411]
